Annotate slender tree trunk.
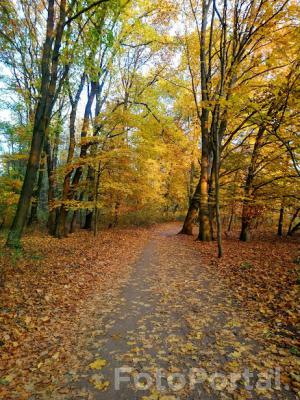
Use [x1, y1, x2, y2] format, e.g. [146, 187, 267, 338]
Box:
[45, 120, 60, 236]
[214, 134, 222, 257]
[208, 162, 215, 240]
[83, 165, 96, 230]
[198, 136, 211, 241]
[93, 163, 101, 236]
[277, 203, 284, 237]
[113, 201, 120, 227]
[227, 203, 235, 232]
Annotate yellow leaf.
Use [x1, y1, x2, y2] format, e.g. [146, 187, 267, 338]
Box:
[93, 380, 110, 391]
[89, 373, 110, 391]
[89, 358, 107, 370]
[24, 316, 32, 325]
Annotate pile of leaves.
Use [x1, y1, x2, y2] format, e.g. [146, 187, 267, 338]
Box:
[0, 227, 151, 398]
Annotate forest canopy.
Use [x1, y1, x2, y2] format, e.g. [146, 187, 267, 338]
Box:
[0, 0, 299, 252]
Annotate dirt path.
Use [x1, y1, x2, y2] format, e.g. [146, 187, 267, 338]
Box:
[63, 226, 296, 399]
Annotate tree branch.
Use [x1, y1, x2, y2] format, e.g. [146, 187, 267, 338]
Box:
[64, 0, 110, 26]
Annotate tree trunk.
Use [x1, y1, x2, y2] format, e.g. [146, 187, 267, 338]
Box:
[277, 204, 284, 237]
[239, 125, 266, 242]
[208, 163, 215, 240]
[84, 210, 93, 230]
[113, 201, 120, 227]
[45, 120, 60, 236]
[239, 207, 251, 242]
[27, 152, 46, 226]
[288, 221, 300, 236]
[227, 203, 234, 232]
[69, 210, 77, 234]
[179, 179, 201, 235]
[83, 164, 96, 230]
[287, 208, 300, 236]
[214, 130, 222, 257]
[198, 136, 211, 241]
[6, 115, 48, 247]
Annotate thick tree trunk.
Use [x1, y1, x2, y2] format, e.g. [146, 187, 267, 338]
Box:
[288, 221, 300, 236]
[27, 152, 45, 226]
[239, 211, 251, 242]
[179, 179, 201, 235]
[70, 210, 77, 234]
[287, 208, 300, 236]
[6, 123, 45, 246]
[84, 210, 93, 230]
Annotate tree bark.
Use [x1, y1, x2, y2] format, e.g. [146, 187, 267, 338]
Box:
[214, 126, 222, 257]
[287, 208, 300, 236]
[288, 221, 300, 236]
[179, 179, 201, 235]
[277, 204, 284, 237]
[27, 152, 46, 226]
[227, 203, 234, 232]
[208, 163, 215, 240]
[46, 118, 60, 235]
[84, 209, 93, 230]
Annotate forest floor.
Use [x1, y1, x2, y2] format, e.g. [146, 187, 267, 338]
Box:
[0, 223, 299, 399]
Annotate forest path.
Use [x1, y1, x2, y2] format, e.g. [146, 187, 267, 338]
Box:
[68, 226, 294, 400]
